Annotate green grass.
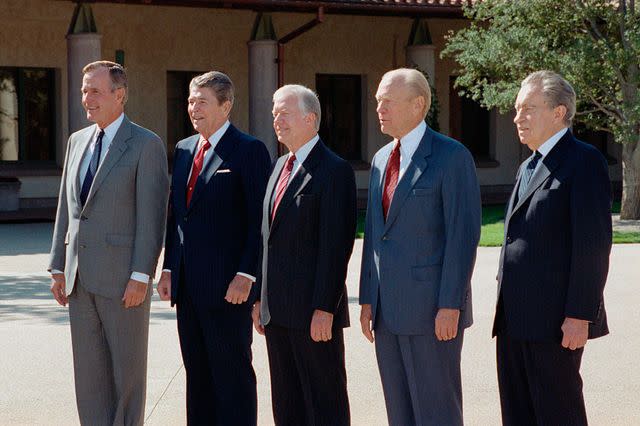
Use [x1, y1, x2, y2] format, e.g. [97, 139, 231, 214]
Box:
[355, 204, 640, 245]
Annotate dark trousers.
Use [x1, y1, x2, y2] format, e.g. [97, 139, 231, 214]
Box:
[264, 323, 350, 426]
[176, 287, 257, 426]
[496, 333, 587, 426]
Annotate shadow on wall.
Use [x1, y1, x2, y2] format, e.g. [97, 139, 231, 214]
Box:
[0, 274, 177, 324]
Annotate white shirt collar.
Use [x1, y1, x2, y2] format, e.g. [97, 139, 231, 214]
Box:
[537, 127, 568, 158]
[399, 121, 426, 161]
[290, 134, 320, 166]
[99, 112, 125, 145]
[203, 120, 231, 149]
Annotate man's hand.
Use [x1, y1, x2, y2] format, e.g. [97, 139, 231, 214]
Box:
[157, 271, 171, 301]
[252, 301, 265, 335]
[435, 308, 460, 341]
[225, 275, 252, 304]
[50, 273, 67, 306]
[359, 304, 375, 343]
[121, 279, 148, 308]
[310, 309, 334, 342]
[561, 317, 589, 350]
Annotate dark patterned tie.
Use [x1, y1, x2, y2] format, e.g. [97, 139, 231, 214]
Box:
[271, 154, 297, 221]
[517, 151, 542, 201]
[382, 139, 401, 221]
[80, 130, 105, 207]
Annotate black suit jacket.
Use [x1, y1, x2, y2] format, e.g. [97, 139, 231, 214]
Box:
[164, 124, 271, 307]
[493, 130, 612, 342]
[256, 140, 357, 330]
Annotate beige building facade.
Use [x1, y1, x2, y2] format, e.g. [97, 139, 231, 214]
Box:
[0, 0, 622, 215]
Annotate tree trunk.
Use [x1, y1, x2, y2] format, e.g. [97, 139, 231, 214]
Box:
[620, 139, 640, 220]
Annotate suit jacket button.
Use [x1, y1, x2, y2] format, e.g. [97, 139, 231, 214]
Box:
[506, 236, 512, 243]
[382, 236, 389, 241]
[183, 216, 188, 222]
[80, 244, 86, 249]
[80, 215, 87, 221]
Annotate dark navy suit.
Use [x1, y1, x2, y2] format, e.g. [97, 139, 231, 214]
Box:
[164, 123, 270, 425]
[493, 130, 612, 426]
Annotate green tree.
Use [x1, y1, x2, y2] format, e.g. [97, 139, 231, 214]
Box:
[442, 0, 640, 219]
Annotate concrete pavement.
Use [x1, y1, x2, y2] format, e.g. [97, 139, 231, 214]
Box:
[0, 223, 638, 425]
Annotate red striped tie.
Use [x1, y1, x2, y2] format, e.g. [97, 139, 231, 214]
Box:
[186, 138, 211, 206]
[271, 154, 296, 221]
[382, 140, 401, 221]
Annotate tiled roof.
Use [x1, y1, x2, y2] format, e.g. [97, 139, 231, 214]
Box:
[82, 0, 468, 17]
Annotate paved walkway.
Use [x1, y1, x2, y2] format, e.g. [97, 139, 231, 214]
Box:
[0, 223, 638, 425]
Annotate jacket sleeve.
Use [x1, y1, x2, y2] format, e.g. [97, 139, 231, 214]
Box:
[48, 135, 73, 272]
[438, 147, 482, 309]
[312, 161, 357, 313]
[565, 147, 612, 321]
[130, 135, 170, 279]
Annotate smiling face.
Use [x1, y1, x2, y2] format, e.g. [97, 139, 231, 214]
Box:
[187, 86, 231, 138]
[513, 84, 567, 151]
[375, 76, 425, 140]
[81, 67, 125, 129]
[272, 93, 316, 152]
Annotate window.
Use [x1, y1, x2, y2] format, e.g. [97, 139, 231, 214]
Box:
[316, 74, 362, 161]
[0, 67, 56, 162]
[573, 124, 616, 164]
[449, 76, 493, 163]
[166, 71, 203, 167]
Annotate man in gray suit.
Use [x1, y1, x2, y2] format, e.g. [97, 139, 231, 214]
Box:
[359, 68, 481, 426]
[48, 61, 169, 425]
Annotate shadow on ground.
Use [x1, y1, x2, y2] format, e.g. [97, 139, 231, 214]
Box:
[0, 274, 177, 324]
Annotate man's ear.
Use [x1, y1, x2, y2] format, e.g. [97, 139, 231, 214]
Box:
[554, 104, 568, 123]
[222, 100, 233, 117]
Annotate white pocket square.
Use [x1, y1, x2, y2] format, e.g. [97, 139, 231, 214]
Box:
[216, 169, 232, 174]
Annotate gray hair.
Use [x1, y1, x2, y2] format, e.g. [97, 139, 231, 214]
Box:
[190, 71, 235, 108]
[82, 60, 128, 105]
[521, 70, 576, 126]
[273, 84, 321, 131]
[381, 68, 432, 119]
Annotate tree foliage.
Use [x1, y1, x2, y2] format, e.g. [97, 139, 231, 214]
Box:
[442, 0, 640, 145]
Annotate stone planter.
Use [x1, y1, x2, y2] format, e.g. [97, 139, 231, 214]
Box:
[0, 177, 21, 211]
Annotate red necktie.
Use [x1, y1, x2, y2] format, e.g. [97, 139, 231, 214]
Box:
[271, 154, 297, 221]
[382, 140, 401, 221]
[186, 138, 211, 206]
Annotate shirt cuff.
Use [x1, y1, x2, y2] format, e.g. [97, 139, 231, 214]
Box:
[237, 272, 256, 282]
[162, 269, 171, 273]
[130, 272, 150, 284]
[51, 269, 63, 275]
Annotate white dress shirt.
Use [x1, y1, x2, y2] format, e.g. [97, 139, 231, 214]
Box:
[287, 134, 320, 182]
[533, 127, 568, 172]
[397, 121, 427, 180]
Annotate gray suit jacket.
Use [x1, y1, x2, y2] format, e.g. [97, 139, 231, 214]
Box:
[359, 126, 481, 335]
[48, 116, 169, 299]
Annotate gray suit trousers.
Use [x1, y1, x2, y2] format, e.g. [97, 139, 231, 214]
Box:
[69, 279, 151, 426]
[375, 312, 464, 426]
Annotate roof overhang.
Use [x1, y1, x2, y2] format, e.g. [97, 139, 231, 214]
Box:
[69, 0, 466, 18]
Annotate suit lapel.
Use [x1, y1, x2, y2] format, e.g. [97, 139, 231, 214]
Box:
[175, 135, 199, 211]
[83, 117, 132, 209]
[509, 132, 571, 217]
[188, 125, 240, 211]
[270, 141, 324, 234]
[383, 128, 433, 233]
[266, 156, 287, 226]
[72, 126, 98, 203]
